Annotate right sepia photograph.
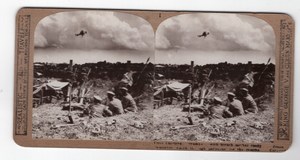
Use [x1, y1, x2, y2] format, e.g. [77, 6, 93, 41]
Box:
[154, 13, 275, 143]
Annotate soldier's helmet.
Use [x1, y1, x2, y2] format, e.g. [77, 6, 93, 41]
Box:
[213, 97, 222, 104]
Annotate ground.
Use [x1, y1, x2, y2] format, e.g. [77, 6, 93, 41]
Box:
[33, 98, 274, 142]
[32, 104, 154, 140]
[153, 104, 274, 143]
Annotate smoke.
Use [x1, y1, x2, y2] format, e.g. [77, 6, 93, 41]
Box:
[156, 13, 275, 53]
[34, 11, 154, 51]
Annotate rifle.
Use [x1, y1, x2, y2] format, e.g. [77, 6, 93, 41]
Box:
[136, 57, 150, 82]
[258, 58, 271, 81]
[132, 57, 151, 89]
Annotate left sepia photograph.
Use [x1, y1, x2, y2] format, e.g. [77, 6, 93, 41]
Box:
[32, 11, 155, 140]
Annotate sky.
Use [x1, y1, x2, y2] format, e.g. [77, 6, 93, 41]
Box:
[34, 11, 155, 64]
[34, 12, 275, 65]
[155, 13, 275, 65]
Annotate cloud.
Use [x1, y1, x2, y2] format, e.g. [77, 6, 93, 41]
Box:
[34, 26, 48, 48]
[156, 34, 171, 49]
[156, 13, 275, 53]
[34, 11, 154, 51]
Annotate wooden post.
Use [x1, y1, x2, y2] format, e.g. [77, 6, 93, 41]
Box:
[190, 61, 195, 103]
[186, 61, 195, 125]
[190, 61, 194, 73]
[67, 59, 74, 102]
[187, 85, 193, 125]
[69, 85, 72, 107]
[68, 84, 74, 124]
[67, 59, 74, 124]
[161, 88, 164, 106]
[66, 85, 71, 102]
[40, 87, 44, 104]
[189, 85, 192, 104]
[126, 60, 131, 71]
[69, 59, 73, 72]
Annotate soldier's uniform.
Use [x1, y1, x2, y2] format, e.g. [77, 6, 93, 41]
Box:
[209, 97, 232, 119]
[103, 98, 124, 117]
[226, 99, 244, 116]
[122, 93, 137, 113]
[108, 98, 124, 115]
[209, 105, 233, 119]
[102, 91, 124, 117]
[241, 94, 258, 113]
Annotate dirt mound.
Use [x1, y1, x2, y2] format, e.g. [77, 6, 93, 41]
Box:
[33, 104, 154, 140]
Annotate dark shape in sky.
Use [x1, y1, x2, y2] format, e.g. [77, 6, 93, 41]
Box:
[198, 31, 210, 38]
[75, 30, 87, 37]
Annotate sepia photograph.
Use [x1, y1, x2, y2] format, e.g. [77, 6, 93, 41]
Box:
[32, 11, 276, 143]
[8, 3, 298, 160]
[153, 13, 275, 142]
[32, 11, 155, 140]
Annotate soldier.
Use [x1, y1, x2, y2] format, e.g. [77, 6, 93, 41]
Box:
[93, 95, 102, 104]
[103, 91, 124, 117]
[120, 87, 137, 113]
[208, 97, 232, 119]
[240, 88, 258, 114]
[226, 92, 244, 116]
[83, 95, 103, 118]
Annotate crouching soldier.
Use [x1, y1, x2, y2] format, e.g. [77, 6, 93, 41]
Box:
[226, 92, 244, 116]
[103, 91, 124, 117]
[240, 88, 258, 114]
[82, 95, 103, 118]
[208, 97, 233, 119]
[120, 87, 137, 113]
